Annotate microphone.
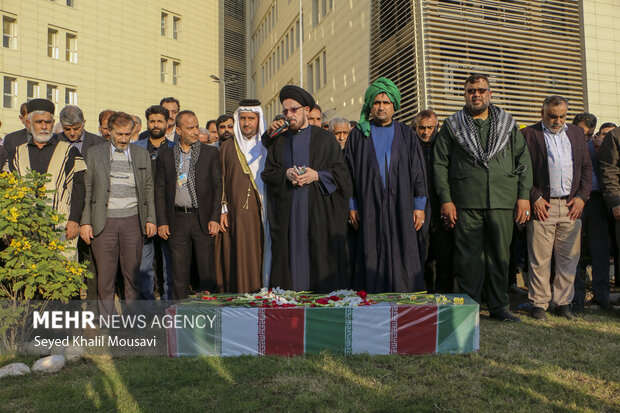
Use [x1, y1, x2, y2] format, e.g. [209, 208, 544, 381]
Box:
[269, 120, 289, 138]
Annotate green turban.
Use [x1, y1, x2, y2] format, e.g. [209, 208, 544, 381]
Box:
[357, 77, 401, 137]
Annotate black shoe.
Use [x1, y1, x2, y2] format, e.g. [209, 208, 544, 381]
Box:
[555, 305, 577, 320]
[530, 306, 547, 320]
[509, 283, 528, 296]
[572, 302, 585, 313]
[592, 299, 614, 312]
[490, 309, 522, 323]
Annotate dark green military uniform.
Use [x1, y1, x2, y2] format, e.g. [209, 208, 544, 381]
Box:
[433, 116, 532, 312]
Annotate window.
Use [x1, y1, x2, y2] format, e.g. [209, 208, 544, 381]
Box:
[65, 88, 77, 105]
[2, 16, 17, 49]
[47, 28, 59, 59]
[312, 0, 333, 26]
[172, 61, 180, 85]
[161, 12, 167, 36]
[46, 84, 58, 106]
[65, 33, 77, 63]
[66, 0, 74, 6]
[173, 16, 180, 40]
[3, 76, 16, 109]
[160, 58, 168, 83]
[27, 81, 39, 101]
[307, 51, 327, 93]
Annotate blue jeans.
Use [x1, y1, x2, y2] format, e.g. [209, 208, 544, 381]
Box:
[140, 236, 173, 300]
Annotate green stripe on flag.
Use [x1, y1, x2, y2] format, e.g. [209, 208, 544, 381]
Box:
[305, 307, 348, 354]
[175, 306, 222, 356]
[436, 305, 478, 354]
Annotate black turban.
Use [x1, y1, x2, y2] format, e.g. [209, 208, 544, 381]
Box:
[238, 98, 261, 107]
[26, 98, 55, 115]
[279, 85, 315, 109]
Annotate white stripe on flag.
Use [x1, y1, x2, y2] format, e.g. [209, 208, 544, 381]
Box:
[221, 307, 260, 356]
[351, 303, 392, 355]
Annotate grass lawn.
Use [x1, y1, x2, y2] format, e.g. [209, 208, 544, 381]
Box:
[1, 308, 618, 413]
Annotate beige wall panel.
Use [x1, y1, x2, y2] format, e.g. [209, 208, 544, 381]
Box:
[0, 0, 220, 136]
[583, 0, 620, 122]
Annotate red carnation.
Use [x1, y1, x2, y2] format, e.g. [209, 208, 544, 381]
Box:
[357, 290, 368, 300]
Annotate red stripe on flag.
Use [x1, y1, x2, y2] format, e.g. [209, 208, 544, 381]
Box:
[264, 307, 305, 356]
[396, 305, 438, 355]
[166, 307, 178, 357]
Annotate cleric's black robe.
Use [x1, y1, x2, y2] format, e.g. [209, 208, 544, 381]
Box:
[262, 125, 352, 293]
[345, 121, 428, 293]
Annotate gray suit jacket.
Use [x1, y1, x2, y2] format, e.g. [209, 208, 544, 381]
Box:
[81, 142, 156, 236]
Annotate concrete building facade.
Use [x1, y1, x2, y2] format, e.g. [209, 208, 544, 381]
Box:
[0, 0, 221, 136]
[250, 0, 620, 128]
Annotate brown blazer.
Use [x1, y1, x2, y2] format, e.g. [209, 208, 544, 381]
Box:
[522, 122, 592, 208]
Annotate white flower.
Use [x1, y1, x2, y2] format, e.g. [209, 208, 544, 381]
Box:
[327, 289, 357, 297]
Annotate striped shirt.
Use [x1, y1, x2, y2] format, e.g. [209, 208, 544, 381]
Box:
[107, 147, 138, 218]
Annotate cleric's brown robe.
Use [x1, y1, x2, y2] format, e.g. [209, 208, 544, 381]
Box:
[215, 138, 264, 293]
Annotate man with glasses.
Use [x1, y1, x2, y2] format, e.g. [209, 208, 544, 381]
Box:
[133, 105, 176, 299]
[262, 85, 352, 293]
[434, 73, 532, 322]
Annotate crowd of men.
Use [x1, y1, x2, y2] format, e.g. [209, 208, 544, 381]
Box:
[1, 73, 618, 322]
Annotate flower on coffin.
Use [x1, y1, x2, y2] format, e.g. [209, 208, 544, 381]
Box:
[453, 297, 464, 305]
[356, 290, 368, 300]
[435, 295, 448, 303]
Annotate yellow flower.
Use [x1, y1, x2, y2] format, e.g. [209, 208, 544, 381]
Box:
[8, 207, 19, 222]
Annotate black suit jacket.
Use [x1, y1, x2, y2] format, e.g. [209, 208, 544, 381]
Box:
[155, 144, 222, 235]
[3, 128, 30, 164]
[522, 122, 592, 207]
[56, 131, 107, 161]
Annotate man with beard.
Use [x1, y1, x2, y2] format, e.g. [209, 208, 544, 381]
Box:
[80, 112, 156, 316]
[262, 85, 351, 292]
[218, 99, 271, 292]
[307, 104, 322, 127]
[434, 74, 532, 322]
[346, 78, 427, 293]
[216, 114, 234, 144]
[155, 111, 222, 299]
[414, 109, 454, 293]
[57, 105, 106, 156]
[55, 104, 106, 299]
[133, 105, 176, 299]
[11, 99, 86, 261]
[522, 96, 592, 320]
[98, 110, 115, 141]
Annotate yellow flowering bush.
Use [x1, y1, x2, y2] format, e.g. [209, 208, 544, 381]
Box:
[0, 171, 92, 350]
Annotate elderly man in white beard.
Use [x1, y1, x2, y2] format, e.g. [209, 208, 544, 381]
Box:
[10, 98, 87, 260]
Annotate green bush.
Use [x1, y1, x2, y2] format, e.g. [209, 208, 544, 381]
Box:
[0, 171, 92, 351]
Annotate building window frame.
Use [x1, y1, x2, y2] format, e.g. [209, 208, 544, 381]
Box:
[2, 15, 17, 49]
[46, 84, 59, 106]
[27, 80, 40, 101]
[172, 61, 180, 85]
[160, 58, 168, 83]
[3, 76, 17, 109]
[65, 88, 77, 105]
[47, 28, 59, 59]
[65, 32, 78, 63]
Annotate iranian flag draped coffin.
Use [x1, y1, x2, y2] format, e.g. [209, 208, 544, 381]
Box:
[166, 297, 479, 357]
